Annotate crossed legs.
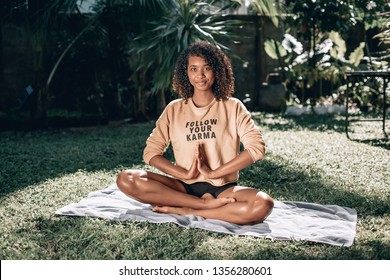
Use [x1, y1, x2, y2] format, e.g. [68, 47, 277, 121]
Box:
[116, 169, 274, 225]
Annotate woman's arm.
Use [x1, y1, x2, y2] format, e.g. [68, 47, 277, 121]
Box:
[197, 144, 254, 180]
[149, 154, 199, 180]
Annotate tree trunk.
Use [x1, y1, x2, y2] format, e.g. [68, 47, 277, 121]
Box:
[106, 6, 123, 120]
[132, 68, 149, 122]
[156, 89, 166, 117]
[253, 15, 262, 110]
[28, 0, 49, 125]
[30, 47, 47, 125]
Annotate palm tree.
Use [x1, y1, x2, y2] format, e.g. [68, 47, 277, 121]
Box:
[32, 0, 171, 122]
[130, 0, 280, 116]
[130, 0, 236, 115]
[2, 0, 280, 124]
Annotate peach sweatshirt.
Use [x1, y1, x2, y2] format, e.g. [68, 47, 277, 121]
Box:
[143, 97, 265, 186]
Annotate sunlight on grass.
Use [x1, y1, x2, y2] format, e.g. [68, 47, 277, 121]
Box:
[1, 114, 389, 259]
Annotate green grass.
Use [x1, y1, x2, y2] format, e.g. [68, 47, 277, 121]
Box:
[0, 113, 389, 260]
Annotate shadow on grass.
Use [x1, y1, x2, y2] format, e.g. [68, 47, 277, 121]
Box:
[0, 123, 154, 196]
[253, 113, 346, 133]
[228, 238, 390, 260]
[2, 120, 389, 260]
[240, 156, 389, 217]
[1, 113, 387, 197]
[254, 113, 390, 149]
[347, 137, 390, 150]
[1, 120, 388, 216]
[23, 216, 216, 260]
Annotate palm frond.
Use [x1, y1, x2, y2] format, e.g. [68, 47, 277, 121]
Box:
[129, 0, 244, 95]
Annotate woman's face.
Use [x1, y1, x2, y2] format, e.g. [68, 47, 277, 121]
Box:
[187, 55, 215, 94]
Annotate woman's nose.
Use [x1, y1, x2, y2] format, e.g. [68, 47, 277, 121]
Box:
[197, 69, 205, 77]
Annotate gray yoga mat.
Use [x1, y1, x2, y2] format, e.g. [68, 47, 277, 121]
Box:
[56, 183, 357, 247]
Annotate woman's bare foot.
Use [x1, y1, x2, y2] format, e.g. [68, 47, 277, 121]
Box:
[153, 195, 235, 215]
[201, 196, 235, 209]
[153, 195, 234, 216]
[152, 206, 193, 216]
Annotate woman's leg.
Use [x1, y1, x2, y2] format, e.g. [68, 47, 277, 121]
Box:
[153, 186, 274, 225]
[116, 169, 235, 209]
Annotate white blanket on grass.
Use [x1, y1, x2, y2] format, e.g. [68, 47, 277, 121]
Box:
[55, 183, 357, 247]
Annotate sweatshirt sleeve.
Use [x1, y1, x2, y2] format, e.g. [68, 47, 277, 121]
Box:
[143, 106, 171, 164]
[235, 100, 265, 162]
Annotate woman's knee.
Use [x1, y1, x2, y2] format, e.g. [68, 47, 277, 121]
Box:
[262, 194, 274, 216]
[248, 193, 274, 223]
[116, 169, 146, 196]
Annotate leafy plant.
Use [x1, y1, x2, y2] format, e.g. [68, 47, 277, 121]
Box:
[130, 0, 281, 115]
[264, 31, 367, 104]
[130, 0, 241, 110]
[353, 0, 390, 30]
[264, 1, 389, 106]
[374, 12, 390, 57]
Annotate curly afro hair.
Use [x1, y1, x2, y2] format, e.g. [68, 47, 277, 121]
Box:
[172, 41, 235, 101]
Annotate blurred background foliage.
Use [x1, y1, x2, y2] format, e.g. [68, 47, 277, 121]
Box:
[0, 0, 389, 129]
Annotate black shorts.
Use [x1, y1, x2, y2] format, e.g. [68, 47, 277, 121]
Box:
[179, 181, 237, 198]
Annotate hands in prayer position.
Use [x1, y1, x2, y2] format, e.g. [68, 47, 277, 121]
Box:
[182, 142, 216, 180]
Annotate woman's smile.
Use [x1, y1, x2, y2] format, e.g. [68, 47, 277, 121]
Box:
[187, 55, 215, 94]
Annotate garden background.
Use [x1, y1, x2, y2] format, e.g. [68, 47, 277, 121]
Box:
[0, 0, 389, 260]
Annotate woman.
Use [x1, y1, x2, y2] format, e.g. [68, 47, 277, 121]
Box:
[117, 41, 274, 225]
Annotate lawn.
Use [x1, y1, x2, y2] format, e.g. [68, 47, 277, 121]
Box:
[0, 112, 389, 260]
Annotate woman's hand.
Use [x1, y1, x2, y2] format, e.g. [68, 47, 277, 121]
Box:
[183, 154, 199, 180]
[149, 154, 198, 181]
[196, 143, 216, 179]
[195, 143, 255, 180]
